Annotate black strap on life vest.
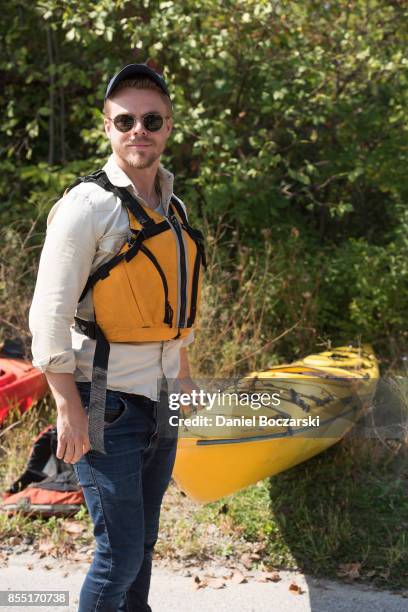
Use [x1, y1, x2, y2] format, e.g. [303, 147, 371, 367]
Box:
[78, 219, 170, 303]
[87, 324, 110, 454]
[139, 244, 173, 325]
[170, 196, 207, 327]
[67, 169, 155, 229]
[170, 196, 207, 269]
[187, 250, 202, 327]
[72, 317, 109, 453]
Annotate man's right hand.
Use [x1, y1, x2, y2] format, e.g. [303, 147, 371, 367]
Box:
[56, 401, 91, 463]
[45, 372, 91, 464]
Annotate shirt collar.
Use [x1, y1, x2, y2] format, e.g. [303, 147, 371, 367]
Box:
[102, 154, 174, 214]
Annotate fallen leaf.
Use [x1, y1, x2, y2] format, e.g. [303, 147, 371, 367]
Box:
[230, 570, 247, 584]
[337, 562, 361, 580]
[37, 540, 57, 555]
[9, 536, 21, 546]
[257, 571, 281, 583]
[62, 521, 86, 534]
[240, 553, 252, 570]
[191, 575, 204, 591]
[289, 581, 304, 595]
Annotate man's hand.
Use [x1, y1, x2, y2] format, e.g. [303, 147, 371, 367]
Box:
[56, 401, 91, 464]
[177, 348, 206, 416]
[178, 375, 200, 415]
[45, 372, 91, 464]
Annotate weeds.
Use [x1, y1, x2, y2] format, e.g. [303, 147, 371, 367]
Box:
[0, 398, 55, 492]
[0, 219, 43, 353]
[268, 436, 408, 588]
[189, 227, 308, 378]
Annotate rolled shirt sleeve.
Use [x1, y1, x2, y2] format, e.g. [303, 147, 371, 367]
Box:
[29, 189, 97, 373]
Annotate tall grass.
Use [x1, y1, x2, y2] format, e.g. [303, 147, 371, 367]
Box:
[0, 399, 55, 493]
[189, 222, 318, 378]
[0, 219, 42, 353]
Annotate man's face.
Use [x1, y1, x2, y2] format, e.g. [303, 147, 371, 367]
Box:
[104, 87, 172, 170]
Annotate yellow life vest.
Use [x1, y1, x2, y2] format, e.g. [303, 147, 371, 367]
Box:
[65, 169, 206, 454]
[93, 199, 201, 342]
[71, 169, 206, 342]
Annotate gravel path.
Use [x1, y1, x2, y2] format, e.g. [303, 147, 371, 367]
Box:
[0, 552, 407, 612]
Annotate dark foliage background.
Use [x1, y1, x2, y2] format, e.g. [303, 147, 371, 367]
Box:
[1, 0, 407, 371]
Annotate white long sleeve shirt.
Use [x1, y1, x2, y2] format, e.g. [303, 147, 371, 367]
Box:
[29, 155, 194, 400]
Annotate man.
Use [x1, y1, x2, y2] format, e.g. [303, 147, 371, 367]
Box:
[29, 64, 205, 612]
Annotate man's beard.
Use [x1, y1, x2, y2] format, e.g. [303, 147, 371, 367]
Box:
[123, 148, 161, 169]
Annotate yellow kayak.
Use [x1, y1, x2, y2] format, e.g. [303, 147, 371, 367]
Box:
[173, 345, 379, 503]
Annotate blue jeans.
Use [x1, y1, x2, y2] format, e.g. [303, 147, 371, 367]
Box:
[73, 382, 178, 612]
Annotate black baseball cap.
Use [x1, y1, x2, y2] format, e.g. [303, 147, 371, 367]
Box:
[104, 64, 171, 100]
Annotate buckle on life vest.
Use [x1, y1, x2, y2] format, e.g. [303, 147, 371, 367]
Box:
[74, 317, 97, 340]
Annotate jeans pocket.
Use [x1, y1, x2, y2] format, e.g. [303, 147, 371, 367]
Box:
[76, 383, 127, 428]
[104, 397, 126, 425]
[103, 396, 127, 428]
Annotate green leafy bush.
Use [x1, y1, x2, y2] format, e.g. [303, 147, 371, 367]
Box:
[1, 0, 407, 366]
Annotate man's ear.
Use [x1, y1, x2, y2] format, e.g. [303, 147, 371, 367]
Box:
[103, 101, 111, 138]
[166, 116, 173, 138]
[104, 116, 111, 138]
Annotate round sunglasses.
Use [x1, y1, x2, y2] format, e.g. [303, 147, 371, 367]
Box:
[107, 113, 169, 133]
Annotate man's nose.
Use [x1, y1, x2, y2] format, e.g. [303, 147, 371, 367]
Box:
[129, 118, 146, 135]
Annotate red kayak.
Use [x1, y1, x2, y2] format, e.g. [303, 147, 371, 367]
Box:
[0, 357, 49, 424]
